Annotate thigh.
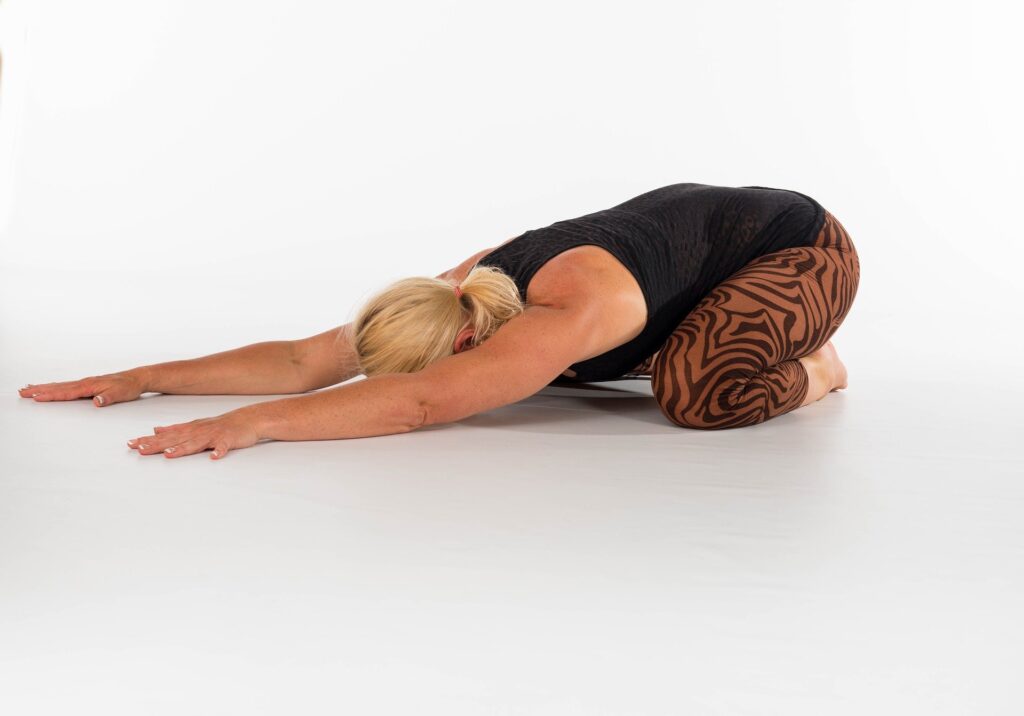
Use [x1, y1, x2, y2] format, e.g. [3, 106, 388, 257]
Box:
[651, 210, 860, 426]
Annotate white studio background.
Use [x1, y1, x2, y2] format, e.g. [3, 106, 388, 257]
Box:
[2, 1, 1023, 715]
[1, 0, 1021, 384]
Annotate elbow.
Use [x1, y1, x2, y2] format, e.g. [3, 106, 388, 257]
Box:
[411, 392, 451, 430]
[404, 381, 437, 431]
[406, 398, 431, 431]
[399, 374, 452, 430]
[414, 391, 455, 429]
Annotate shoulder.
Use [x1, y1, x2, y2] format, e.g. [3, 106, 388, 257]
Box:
[439, 234, 521, 282]
[437, 246, 496, 282]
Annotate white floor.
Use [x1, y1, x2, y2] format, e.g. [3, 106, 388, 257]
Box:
[3, 0, 1023, 710]
[2, 319, 1022, 714]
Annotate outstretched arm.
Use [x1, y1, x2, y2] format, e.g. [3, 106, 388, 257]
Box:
[255, 303, 600, 438]
[137, 322, 361, 395]
[23, 323, 360, 408]
[128, 304, 601, 458]
[132, 340, 306, 396]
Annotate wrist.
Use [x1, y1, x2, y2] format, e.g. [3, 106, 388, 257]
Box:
[237, 400, 284, 441]
[128, 365, 154, 393]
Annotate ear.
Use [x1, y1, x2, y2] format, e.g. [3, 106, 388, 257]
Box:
[453, 326, 476, 354]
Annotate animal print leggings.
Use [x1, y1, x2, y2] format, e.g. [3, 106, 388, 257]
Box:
[648, 210, 860, 429]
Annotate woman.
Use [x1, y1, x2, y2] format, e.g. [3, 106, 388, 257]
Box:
[19, 183, 860, 459]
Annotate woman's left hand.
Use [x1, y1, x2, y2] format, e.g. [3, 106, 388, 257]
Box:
[127, 411, 260, 460]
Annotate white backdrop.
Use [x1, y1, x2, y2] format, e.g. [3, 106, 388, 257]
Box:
[2, 0, 1021, 384]
[2, 1, 1023, 714]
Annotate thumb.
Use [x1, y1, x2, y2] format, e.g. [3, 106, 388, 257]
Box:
[92, 379, 141, 407]
[93, 387, 126, 407]
[210, 441, 231, 460]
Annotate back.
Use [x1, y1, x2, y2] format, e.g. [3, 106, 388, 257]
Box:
[475, 182, 826, 383]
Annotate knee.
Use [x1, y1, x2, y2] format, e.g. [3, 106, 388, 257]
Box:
[653, 372, 768, 430]
[653, 381, 750, 430]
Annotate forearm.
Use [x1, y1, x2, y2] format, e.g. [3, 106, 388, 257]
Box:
[239, 373, 427, 441]
[131, 340, 307, 395]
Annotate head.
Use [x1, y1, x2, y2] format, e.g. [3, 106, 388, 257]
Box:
[352, 264, 526, 377]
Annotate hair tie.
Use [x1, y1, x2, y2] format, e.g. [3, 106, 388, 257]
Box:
[453, 284, 463, 299]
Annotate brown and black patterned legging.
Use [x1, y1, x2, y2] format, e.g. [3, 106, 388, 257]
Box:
[649, 210, 860, 429]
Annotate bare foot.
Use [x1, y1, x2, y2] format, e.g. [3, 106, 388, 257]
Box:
[797, 340, 847, 406]
[807, 340, 847, 388]
[822, 340, 848, 391]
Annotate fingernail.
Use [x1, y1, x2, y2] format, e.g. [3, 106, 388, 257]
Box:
[127, 439, 137, 447]
[95, 395, 105, 405]
[31, 393, 39, 397]
[212, 450, 220, 457]
[139, 444, 148, 450]
[164, 447, 175, 454]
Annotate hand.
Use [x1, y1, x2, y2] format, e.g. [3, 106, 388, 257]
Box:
[127, 410, 260, 460]
[19, 369, 149, 407]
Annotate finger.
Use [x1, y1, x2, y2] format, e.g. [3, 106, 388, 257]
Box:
[19, 382, 56, 393]
[162, 436, 213, 459]
[26, 381, 94, 402]
[132, 438, 161, 455]
[210, 441, 231, 460]
[32, 391, 78, 402]
[20, 381, 69, 394]
[131, 435, 180, 455]
[19, 383, 58, 398]
[131, 423, 189, 447]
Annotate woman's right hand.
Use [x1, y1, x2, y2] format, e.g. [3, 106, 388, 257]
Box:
[18, 368, 149, 407]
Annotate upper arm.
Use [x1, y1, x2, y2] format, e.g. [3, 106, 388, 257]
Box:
[434, 251, 485, 282]
[435, 252, 478, 281]
[292, 323, 360, 390]
[411, 304, 601, 426]
[435, 236, 518, 281]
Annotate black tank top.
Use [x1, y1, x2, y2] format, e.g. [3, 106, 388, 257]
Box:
[474, 182, 826, 384]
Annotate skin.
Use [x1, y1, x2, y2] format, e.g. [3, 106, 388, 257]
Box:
[447, 242, 652, 378]
[17, 240, 847, 459]
[449, 250, 845, 404]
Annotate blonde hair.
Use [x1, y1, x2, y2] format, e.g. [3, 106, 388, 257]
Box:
[353, 264, 526, 377]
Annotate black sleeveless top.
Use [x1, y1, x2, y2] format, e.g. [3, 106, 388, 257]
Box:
[474, 182, 826, 384]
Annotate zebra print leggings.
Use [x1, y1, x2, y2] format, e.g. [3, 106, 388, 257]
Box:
[649, 210, 860, 429]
